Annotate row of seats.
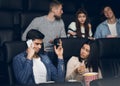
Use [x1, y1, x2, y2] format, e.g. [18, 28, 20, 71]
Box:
[0, 0, 77, 41]
[0, 1, 83, 85]
[0, 0, 120, 39]
[0, 0, 77, 13]
[1, 0, 115, 41]
[0, 38, 120, 85]
[0, 0, 120, 86]
[1, 0, 119, 15]
[0, 10, 75, 38]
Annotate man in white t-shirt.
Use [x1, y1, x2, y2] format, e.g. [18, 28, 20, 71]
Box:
[13, 29, 65, 85]
[94, 6, 120, 39]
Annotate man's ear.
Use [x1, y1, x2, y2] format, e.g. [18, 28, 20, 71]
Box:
[51, 6, 58, 13]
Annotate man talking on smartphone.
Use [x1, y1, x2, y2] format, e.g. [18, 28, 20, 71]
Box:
[13, 29, 65, 85]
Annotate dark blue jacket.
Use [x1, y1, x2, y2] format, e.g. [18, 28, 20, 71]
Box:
[13, 51, 65, 85]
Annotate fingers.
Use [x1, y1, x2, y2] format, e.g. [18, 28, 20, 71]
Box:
[54, 45, 57, 51]
[58, 39, 62, 46]
[77, 66, 86, 74]
[77, 68, 84, 74]
[30, 42, 34, 48]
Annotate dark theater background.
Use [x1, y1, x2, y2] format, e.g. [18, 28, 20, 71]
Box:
[0, 0, 120, 86]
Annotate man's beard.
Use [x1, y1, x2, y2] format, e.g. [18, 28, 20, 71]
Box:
[54, 15, 61, 21]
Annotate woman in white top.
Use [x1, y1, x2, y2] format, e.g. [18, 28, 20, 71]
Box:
[67, 8, 92, 38]
[66, 40, 102, 82]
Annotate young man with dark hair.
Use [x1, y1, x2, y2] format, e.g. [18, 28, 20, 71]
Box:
[94, 6, 120, 38]
[13, 29, 65, 85]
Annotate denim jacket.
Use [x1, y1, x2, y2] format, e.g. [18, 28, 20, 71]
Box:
[94, 19, 120, 38]
[13, 51, 65, 85]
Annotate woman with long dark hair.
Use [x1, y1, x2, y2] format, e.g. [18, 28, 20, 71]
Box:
[67, 8, 93, 38]
[65, 40, 102, 82]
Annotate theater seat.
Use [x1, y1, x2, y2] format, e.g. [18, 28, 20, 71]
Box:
[97, 38, 120, 78]
[0, 0, 23, 10]
[0, 30, 14, 47]
[0, 11, 20, 40]
[0, 29, 14, 61]
[0, 29, 14, 85]
[0, 11, 14, 29]
[0, 61, 8, 85]
[90, 77, 120, 86]
[3, 41, 27, 85]
[20, 12, 44, 34]
[28, 0, 50, 12]
[2, 40, 44, 85]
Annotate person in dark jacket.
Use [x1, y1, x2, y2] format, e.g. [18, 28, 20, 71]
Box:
[13, 29, 65, 85]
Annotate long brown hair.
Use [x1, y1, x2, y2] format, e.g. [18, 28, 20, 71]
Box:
[76, 8, 90, 38]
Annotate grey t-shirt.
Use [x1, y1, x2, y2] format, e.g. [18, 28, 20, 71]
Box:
[22, 15, 66, 52]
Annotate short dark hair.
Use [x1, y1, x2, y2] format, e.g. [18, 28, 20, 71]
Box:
[26, 29, 45, 40]
[101, 6, 114, 15]
[49, 0, 62, 11]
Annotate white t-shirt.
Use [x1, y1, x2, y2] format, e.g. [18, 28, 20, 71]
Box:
[33, 57, 47, 84]
[67, 22, 92, 37]
[108, 22, 117, 36]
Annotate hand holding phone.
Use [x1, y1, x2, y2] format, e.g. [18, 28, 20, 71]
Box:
[54, 39, 63, 59]
[54, 39, 60, 48]
[26, 39, 34, 48]
[26, 39, 35, 60]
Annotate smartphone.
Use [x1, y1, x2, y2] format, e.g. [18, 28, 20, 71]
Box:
[26, 39, 34, 48]
[54, 39, 60, 48]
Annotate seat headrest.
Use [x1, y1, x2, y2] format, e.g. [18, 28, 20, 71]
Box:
[0, 29, 14, 47]
[28, 0, 50, 12]
[97, 38, 120, 59]
[3, 41, 27, 63]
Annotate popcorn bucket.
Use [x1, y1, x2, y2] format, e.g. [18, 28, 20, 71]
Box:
[83, 72, 98, 86]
